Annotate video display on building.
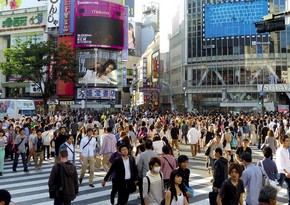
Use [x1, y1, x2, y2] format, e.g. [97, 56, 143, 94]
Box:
[77, 49, 119, 86]
[204, 0, 268, 38]
[75, 0, 124, 50]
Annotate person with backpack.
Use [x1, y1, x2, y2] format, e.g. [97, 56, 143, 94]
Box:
[165, 169, 189, 205]
[143, 157, 164, 205]
[48, 149, 79, 205]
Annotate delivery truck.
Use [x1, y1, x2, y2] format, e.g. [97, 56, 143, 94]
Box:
[0, 99, 36, 119]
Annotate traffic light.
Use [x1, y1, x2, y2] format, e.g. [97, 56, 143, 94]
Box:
[255, 17, 285, 33]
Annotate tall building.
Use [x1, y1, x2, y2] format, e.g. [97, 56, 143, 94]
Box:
[168, 0, 290, 114]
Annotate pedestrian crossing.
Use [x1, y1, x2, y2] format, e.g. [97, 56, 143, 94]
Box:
[1, 156, 215, 205]
[1, 155, 289, 205]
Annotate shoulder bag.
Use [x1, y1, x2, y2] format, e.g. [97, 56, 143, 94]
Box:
[260, 160, 281, 192]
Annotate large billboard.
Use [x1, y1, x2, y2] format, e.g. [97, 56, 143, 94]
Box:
[0, 0, 47, 11]
[75, 0, 124, 50]
[77, 49, 119, 86]
[204, 0, 268, 38]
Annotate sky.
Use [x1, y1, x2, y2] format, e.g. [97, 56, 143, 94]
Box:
[134, 0, 180, 52]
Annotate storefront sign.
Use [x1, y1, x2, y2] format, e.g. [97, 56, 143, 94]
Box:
[1, 12, 45, 31]
[258, 84, 290, 92]
[77, 88, 116, 100]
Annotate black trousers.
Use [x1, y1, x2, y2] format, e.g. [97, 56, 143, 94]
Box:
[117, 180, 131, 205]
[111, 179, 118, 204]
[43, 145, 50, 159]
[138, 178, 144, 205]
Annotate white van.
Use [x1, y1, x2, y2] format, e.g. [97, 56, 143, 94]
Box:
[0, 99, 36, 120]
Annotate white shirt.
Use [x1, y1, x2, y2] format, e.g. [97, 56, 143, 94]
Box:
[123, 157, 131, 179]
[276, 146, 290, 174]
[79, 136, 96, 157]
[187, 127, 201, 144]
[65, 142, 74, 161]
[42, 131, 52, 146]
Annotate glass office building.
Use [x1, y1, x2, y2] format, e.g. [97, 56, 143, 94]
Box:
[168, 0, 290, 113]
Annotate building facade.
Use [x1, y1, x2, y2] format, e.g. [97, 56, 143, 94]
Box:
[168, 0, 290, 114]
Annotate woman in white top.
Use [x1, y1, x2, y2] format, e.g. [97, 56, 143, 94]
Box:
[165, 170, 189, 205]
[152, 134, 165, 155]
[160, 124, 170, 142]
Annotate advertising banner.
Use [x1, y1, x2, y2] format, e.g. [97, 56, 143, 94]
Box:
[152, 51, 159, 82]
[122, 6, 129, 61]
[47, 0, 60, 28]
[143, 57, 147, 86]
[0, 0, 47, 11]
[128, 21, 136, 50]
[75, 0, 124, 50]
[59, 0, 75, 34]
[77, 49, 119, 86]
[77, 88, 116, 100]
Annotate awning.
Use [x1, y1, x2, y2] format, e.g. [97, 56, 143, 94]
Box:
[1, 82, 30, 88]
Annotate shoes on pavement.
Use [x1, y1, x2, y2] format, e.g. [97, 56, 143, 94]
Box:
[79, 178, 83, 184]
[13, 169, 17, 172]
[24, 169, 29, 172]
[89, 184, 95, 187]
[0, 172, 2, 176]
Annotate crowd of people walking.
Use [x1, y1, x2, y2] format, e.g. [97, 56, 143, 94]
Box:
[0, 111, 289, 205]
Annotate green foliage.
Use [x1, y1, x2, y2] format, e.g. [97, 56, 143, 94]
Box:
[0, 38, 78, 98]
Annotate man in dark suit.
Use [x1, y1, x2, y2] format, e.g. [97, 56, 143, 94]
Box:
[102, 142, 138, 205]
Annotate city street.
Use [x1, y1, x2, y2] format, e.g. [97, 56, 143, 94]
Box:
[0, 143, 288, 205]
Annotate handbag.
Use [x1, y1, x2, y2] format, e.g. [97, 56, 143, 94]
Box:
[260, 160, 281, 192]
[205, 146, 211, 156]
[12, 137, 25, 153]
[260, 143, 269, 150]
[185, 185, 195, 198]
[209, 190, 218, 205]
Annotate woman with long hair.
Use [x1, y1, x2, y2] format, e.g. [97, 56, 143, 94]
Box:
[264, 130, 277, 155]
[77, 126, 86, 147]
[165, 170, 189, 205]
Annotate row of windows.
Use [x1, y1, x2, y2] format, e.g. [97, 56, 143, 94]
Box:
[185, 65, 287, 86]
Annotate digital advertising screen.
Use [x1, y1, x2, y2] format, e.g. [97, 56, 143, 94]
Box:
[75, 0, 124, 50]
[77, 49, 119, 86]
[204, 0, 268, 39]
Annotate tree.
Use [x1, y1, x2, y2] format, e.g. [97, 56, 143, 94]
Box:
[0, 37, 78, 113]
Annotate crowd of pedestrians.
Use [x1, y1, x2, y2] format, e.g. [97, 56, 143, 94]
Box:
[0, 111, 290, 205]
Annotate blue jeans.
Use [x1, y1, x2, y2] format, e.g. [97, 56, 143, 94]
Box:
[13, 152, 28, 171]
[277, 173, 290, 203]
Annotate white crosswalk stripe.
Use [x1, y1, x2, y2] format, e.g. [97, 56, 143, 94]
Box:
[1, 154, 289, 205]
[0, 156, 215, 205]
